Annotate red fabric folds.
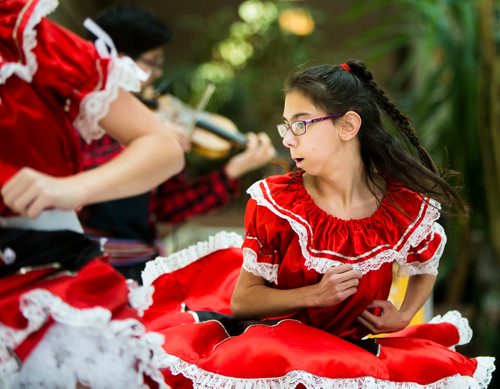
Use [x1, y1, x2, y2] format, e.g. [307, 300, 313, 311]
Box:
[141, 226, 494, 387]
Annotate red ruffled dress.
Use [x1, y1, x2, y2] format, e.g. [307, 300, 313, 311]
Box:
[0, 0, 169, 387]
[142, 171, 495, 388]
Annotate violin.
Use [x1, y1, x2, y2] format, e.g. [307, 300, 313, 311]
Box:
[140, 83, 292, 171]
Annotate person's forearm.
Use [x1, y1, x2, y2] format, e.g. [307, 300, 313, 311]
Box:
[231, 282, 316, 320]
[399, 274, 436, 322]
[71, 132, 184, 206]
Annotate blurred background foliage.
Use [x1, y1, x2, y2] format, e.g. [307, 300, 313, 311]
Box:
[55, 0, 498, 382]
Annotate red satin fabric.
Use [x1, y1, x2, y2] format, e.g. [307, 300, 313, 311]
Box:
[377, 336, 478, 384]
[143, 248, 242, 332]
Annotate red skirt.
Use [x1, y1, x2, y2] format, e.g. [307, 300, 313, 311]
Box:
[141, 232, 496, 388]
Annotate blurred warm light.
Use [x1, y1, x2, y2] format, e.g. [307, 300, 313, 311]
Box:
[279, 8, 315, 36]
[239, 0, 279, 31]
[217, 39, 254, 67]
[197, 63, 234, 83]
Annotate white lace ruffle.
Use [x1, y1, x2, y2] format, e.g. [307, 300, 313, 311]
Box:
[0, 288, 170, 389]
[12, 322, 169, 389]
[74, 55, 142, 143]
[142, 231, 244, 286]
[396, 218, 444, 277]
[0, 0, 58, 85]
[162, 352, 494, 389]
[242, 247, 278, 284]
[429, 310, 473, 346]
[127, 279, 155, 317]
[248, 180, 444, 276]
[473, 356, 496, 389]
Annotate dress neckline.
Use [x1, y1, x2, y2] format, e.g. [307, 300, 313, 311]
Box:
[293, 170, 391, 225]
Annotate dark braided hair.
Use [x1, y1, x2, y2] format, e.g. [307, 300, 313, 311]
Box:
[284, 59, 468, 215]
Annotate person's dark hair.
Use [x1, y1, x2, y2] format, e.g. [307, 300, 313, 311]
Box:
[90, 4, 173, 59]
[284, 59, 468, 216]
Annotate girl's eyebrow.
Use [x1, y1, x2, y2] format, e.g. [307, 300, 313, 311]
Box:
[282, 112, 311, 122]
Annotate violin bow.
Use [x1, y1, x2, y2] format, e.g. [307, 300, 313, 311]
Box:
[185, 83, 216, 138]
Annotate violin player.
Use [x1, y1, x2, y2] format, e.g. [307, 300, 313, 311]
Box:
[78, 4, 276, 282]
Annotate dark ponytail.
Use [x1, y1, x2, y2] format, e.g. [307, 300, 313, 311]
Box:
[284, 59, 468, 216]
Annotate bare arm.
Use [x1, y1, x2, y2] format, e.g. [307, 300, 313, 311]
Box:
[357, 273, 436, 334]
[231, 264, 361, 320]
[2, 89, 185, 217]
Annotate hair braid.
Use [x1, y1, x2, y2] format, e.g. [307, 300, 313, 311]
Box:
[345, 60, 439, 175]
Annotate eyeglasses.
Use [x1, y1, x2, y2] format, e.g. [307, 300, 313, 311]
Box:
[137, 56, 164, 70]
[277, 114, 343, 138]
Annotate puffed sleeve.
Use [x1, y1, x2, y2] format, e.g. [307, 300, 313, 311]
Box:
[31, 17, 140, 142]
[242, 198, 283, 285]
[398, 222, 447, 276]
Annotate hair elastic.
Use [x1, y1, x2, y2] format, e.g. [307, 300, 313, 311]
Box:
[339, 63, 351, 72]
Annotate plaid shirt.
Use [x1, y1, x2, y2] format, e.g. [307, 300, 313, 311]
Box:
[80, 134, 240, 229]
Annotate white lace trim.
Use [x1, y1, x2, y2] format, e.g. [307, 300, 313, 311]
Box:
[142, 231, 244, 286]
[160, 352, 495, 389]
[73, 55, 142, 143]
[127, 279, 155, 317]
[242, 247, 278, 284]
[473, 356, 496, 389]
[398, 223, 446, 277]
[248, 180, 444, 276]
[0, 288, 170, 389]
[429, 310, 473, 346]
[0, 0, 58, 85]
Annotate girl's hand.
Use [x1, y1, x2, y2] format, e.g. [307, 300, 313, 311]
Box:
[310, 264, 362, 307]
[1, 168, 86, 218]
[357, 299, 411, 334]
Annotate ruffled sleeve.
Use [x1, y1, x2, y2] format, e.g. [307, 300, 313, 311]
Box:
[0, 0, 142, 143]
[31, 19, 141, 143]
[398, 221, 446, 276]
[242, 198, 283, 285]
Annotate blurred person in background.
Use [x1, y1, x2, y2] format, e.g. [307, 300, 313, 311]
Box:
[80, 4, 276, 282]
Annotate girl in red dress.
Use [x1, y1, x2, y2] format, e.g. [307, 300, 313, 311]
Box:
[141, 60, 495, 387]
[0, 0, 184, 387]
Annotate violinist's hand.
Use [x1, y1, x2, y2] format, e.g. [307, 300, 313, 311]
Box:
[357, 300, 411, 334]
[309, 264, 362, 307]
[1, 168, 86, 218]
[225, 132, 276, 179]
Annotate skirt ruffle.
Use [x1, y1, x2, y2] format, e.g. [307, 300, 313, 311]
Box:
[154, 317, 495, 388]
[0, 259, 170, 388]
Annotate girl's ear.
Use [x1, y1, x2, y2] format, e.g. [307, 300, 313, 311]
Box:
[338, 111, 362, 141]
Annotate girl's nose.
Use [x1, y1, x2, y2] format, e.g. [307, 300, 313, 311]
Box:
[282, 129, 297, 149]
